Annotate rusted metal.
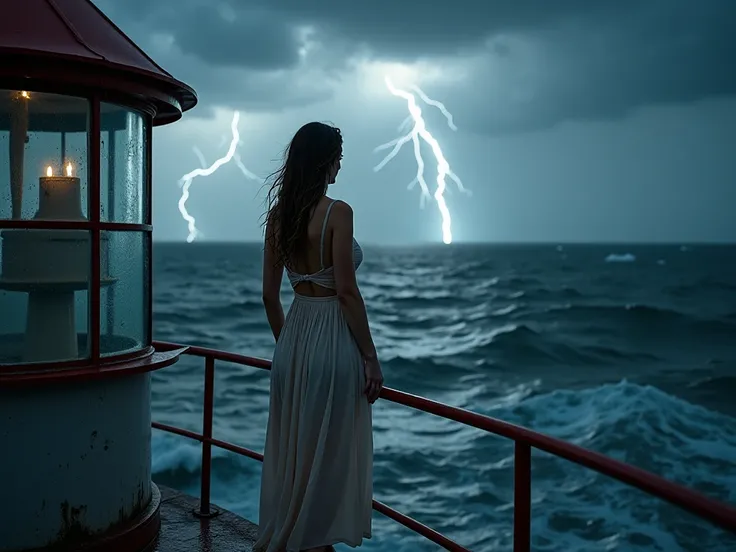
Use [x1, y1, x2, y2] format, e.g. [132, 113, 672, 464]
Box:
[21, 484, 162, 552]
[58, 501, 91, 541]
[513, 442, 532, 552]
[1, 366, 163, 549]
[194, 357, 218, 518]
[151, 340, 736, 548]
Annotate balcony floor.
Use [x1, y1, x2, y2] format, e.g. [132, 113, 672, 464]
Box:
[151, 485, 258, 551]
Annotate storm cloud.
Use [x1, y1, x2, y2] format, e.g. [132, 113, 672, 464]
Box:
[94, 0, 735, 133]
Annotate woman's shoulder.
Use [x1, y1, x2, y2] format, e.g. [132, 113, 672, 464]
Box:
[326, 197, 353, 217]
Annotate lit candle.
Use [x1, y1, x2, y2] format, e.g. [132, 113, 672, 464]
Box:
[36, 163, 84, 220]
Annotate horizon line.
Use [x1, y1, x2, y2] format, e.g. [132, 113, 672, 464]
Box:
[151, 239, 736, 246]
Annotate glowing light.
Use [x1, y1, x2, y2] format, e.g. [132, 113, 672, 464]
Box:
[65, 162, 73, 177]
[46, 166, 52, 177]
[177, 112, 262, 243]
[373, 76, 467, 244]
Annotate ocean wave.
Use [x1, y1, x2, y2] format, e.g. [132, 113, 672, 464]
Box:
[538, 303, 736, 334]
[155, 296, 263, 322]
[605, 253, 636, 263]
[478, 324, 573, 364]
[151, 381, 736, 551]
[149, 243, 736, 552]
[399, 381, 735, 550]
[519, 285, 583, 300]
[548, 302, 683, 319]
[376, 319, 665, 373]
[687, 374, 736, 394]
[477, 324, 663, 367]
[153, 380, 736, 492]
[666, 279, 736, 297]
[152, 433, 259, 477]
[379, 323, 536, 363]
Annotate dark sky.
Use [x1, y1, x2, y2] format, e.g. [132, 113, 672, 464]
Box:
[93, 0, 736, 244]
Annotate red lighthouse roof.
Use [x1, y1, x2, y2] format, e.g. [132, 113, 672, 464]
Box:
[0, 0, 197, 124]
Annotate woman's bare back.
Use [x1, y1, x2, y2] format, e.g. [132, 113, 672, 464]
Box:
[290, 196, 338, 297]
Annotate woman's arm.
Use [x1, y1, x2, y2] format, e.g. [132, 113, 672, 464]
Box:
[262, 220, 285, 342]
[331, 201, 378, 361]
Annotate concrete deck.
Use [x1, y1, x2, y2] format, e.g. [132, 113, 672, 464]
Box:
[151, 486, 258, 551]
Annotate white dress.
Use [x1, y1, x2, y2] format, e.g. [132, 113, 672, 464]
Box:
[254, 200, 373, 551]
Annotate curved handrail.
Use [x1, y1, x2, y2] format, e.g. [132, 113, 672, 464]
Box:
[152, 340, 736, 550]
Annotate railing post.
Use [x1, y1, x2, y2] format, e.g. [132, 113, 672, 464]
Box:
[513, 441, 532, 552]
[194, 356, 219, 517]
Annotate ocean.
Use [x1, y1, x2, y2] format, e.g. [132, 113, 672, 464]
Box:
[149, 242, 736, 552]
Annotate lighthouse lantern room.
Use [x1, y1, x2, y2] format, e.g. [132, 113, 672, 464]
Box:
[0, 1, 196, 551]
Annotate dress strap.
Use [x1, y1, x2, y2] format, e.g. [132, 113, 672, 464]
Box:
[319, 200, 337, 269]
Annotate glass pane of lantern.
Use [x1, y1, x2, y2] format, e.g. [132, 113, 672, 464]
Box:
[100, 231, 149, 356]
[100, 103, 147, 224]
[0, 229, 90, 364]
[0, 90, 91, 364]
[0, 90, 89, 220]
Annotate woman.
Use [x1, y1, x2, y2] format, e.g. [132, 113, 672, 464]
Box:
[254, 122, 383, 552]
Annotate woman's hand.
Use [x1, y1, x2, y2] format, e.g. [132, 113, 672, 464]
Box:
[363, 357, 384, 404]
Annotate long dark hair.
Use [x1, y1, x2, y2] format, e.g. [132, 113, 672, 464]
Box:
[264, 122, 343, 267]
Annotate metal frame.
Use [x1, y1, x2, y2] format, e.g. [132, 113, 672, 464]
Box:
[0, 347, 185, 386]
[152, 340, 736, 551]
[0, 60, 186, 125]
[89, 96, 102, 360]
[0, 90, 156, 370]
[145, 118, 154, 346]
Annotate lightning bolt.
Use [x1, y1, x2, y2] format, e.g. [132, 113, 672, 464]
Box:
[177, 111, 262, 243]
[373, 77, 467, 245]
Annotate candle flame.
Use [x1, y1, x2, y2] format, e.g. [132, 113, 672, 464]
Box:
[46, 166, 53, 177]
[65, 163, 73, 177]
[21, 91, 30, 99]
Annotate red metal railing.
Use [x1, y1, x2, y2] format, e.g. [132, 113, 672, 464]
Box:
[151, 340, 736, 551]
